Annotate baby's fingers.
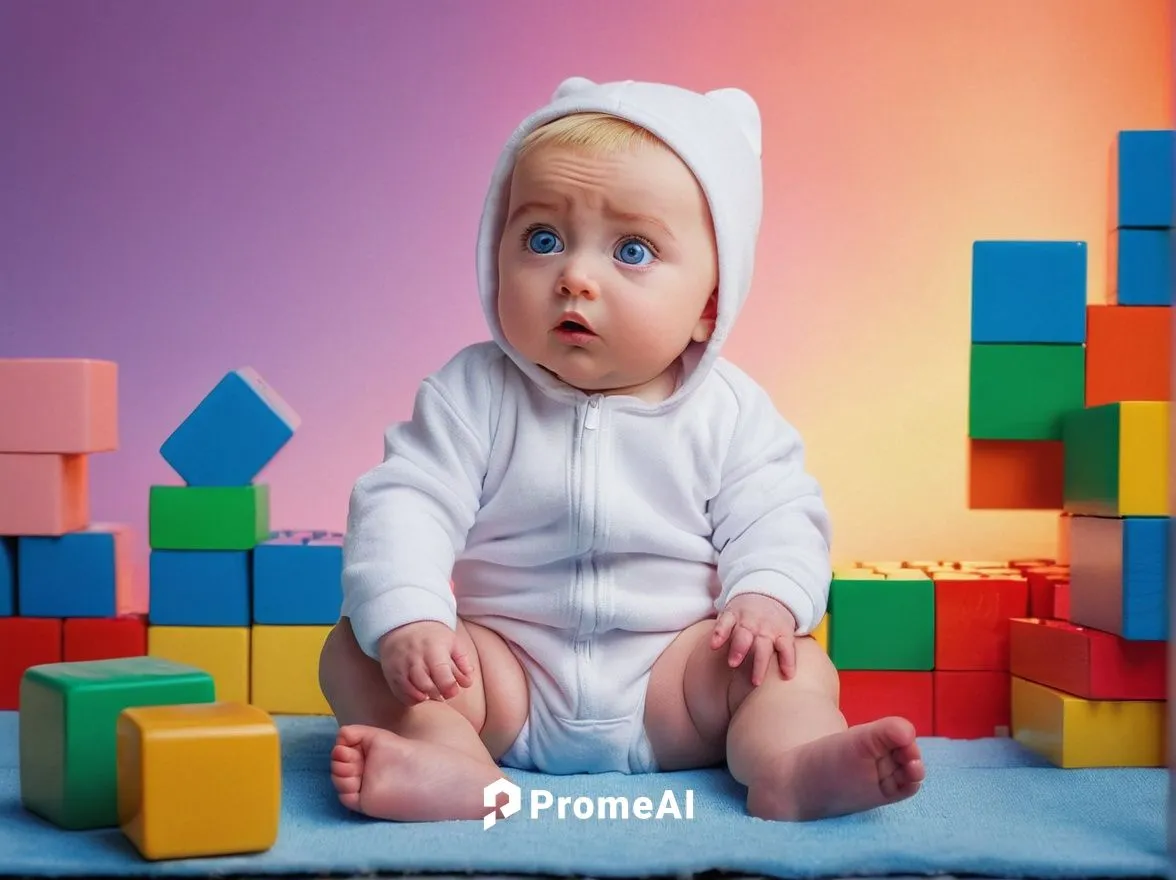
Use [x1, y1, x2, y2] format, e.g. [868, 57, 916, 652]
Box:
[424, 645, 462, 700]
[776, 635, 797, 679]
[711, 611, 735, 649]
[451, 647, 475, 687]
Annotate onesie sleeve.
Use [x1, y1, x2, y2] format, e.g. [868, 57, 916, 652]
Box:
[341, 346, 498, 659]
[709, 378, 832, 635]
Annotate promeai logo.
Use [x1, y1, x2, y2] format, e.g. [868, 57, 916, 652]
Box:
[483, 778, 522, 829]
[482, 779, 694, 829]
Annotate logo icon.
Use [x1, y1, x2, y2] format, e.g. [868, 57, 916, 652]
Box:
[483, 777, 521, 829]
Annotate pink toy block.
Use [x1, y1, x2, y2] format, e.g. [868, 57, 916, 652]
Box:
[0, 454, 88, 535]
[0, 359, 118, 453]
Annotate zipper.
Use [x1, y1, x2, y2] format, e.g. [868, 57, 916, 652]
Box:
[574, 395, 603, 717]
[585, 395, 601, 429]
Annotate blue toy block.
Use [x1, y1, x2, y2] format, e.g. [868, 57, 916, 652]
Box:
[1115, 130, 1175, 228]
[1112, 227, 1173, 305]
[1070, 515, 1168, 641]
[253, 530, 343, 625]
[148, 550, 251, 626]
[160, 368, 299, 487]
[0, 537, 14, 615]
[971, 241, 1087, 343]
[18, 525, 136, 618]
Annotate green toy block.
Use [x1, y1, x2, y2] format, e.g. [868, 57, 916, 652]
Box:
[19, 656, 215, 830]
[968, 344, 1085, 440]
[828, 576, 934, 670]
[149, 484, 270, 550]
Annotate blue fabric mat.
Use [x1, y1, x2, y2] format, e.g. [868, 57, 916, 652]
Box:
[0, 711, 1167, 877]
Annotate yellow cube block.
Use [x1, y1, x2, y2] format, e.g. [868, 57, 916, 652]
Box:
[1011, 676, 1166, 767]
[251, 625, 332, 714]
[1118, 401, 1168, 515]
[117, 702, 280, 860]
[811, 614, 829, 653]
[148, 626, 249, 704]
[883, 570, 931, 581]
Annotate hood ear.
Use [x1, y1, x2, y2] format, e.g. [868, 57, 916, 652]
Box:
[551, 76, 597, 101]
[705, 87, 761, 158]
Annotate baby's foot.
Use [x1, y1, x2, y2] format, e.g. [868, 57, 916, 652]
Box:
[331, 724, 510, 822]
[746, 716, 925, 821]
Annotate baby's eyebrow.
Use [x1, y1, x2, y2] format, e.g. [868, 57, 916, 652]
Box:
[506, 199, 675, 242]
[506, 200, 564, 227]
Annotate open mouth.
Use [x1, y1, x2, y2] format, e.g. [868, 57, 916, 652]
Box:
[557, 320, 593, 333]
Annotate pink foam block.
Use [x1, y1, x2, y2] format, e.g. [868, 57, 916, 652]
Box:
[0, 359, 118, 453]
[0, 454, 89, 535]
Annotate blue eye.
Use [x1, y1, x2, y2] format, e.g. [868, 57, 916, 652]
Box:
[615, 238, 653, 266]
[526, 228, 562, 254]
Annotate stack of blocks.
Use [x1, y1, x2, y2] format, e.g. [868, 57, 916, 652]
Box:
[0, 359, 146, 710]
[147, 368, 342, 715]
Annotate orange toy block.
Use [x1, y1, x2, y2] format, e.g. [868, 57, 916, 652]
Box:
[1085, 305, 1170, 407]
[934, 574, 1028, 670]
[63, 616, 147, 662]
[0, 359, 118, 453]
[0, 618, 62, 709]
[968, 440, 1065, 509]
[838, 671, 933, 736]
[1057, 513, 1071, 565]
[0, 454, 88, 535]
[933, 671, 1010, 738]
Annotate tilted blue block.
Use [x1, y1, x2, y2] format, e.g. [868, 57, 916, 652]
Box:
[253, 531, 343, 625]
[971, 241, 1087, 343]
[0, 537, 14, 616]
[1070, 515, 1168, 642]
[1121, 517, 1168, 640]
[1113, 228, 1173, 305]
[148, 549, 251, 626]
[160, 367, 300, 487]
[17, 526, 134, 618]
[1116, 130, 1175, 228]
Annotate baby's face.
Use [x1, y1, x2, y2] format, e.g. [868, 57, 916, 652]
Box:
[497, 139, 718, 400]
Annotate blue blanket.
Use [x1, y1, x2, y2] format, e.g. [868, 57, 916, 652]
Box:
[0, 713, 1166, 877]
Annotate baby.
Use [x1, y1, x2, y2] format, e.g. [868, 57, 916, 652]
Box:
[319, 76, 925, 823]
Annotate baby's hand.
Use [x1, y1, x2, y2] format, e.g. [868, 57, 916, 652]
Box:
[711, 594, 798, 685]
[376, 620, 474, 705]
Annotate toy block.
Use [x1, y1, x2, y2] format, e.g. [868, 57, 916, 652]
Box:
[969, 344, 1085, 440]
[63, 616, 147, 662]
[118, 702, 280, 860]
[828, 576, 934, 670]
[967, 439, 1064, 509]
[149, 484, 270, 550]
[1112, 130, 1174, 228]
[17, 524, 138, 618]
[148, 626, 250, 704]
[1063, 402, 1168, 516]
[251, 625, 332, 714]
[902, 560, 940, 569]
[933, 671, 1010, 738]
[1054, 581, 1071, 621]
[0, 617, 61, 709]
[253, 531, 343, 624]
[1010, 675, 1165, 767]
[1085, 305, 1170, 406]
[1057, 513, 1072, 564]
[160, 368, 299, 487]
[811, 614, 829, 652]
[1069, 514, 1166, 640]
[1009, 617, 1165, 700]
[1108, 228, 1172, 305]
[148, 550, 250, 626]
[933, 574, 1027, 670]
[0, 453, 88, 535]
[0, 359, 118, 453]
[1009, 558, 1056, 570]
[970, 241, 1086, 343]
[19, 656, 215, 829]
[838, 671, 933, 736]
[1026, 570, 1066, 618]
[0, 536, 14, 615]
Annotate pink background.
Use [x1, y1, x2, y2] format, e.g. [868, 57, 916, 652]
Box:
[1, 0, 1171, 573]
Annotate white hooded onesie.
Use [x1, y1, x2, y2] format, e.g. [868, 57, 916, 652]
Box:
[340, 76, 833, 775]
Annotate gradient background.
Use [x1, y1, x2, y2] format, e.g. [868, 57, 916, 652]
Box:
[1, 0, 1172, 577]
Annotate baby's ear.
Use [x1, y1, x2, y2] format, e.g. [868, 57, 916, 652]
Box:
[552, 77, 597, 101]
[705, 87, 761, 157]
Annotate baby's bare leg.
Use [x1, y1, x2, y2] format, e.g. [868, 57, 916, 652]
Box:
[318, 617, 528, 822]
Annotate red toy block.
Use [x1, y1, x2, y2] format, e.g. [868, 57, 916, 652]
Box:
[933, 671, 1010, 738]
[1054, 582, 1070, 620]
[968, 440, 1064, 509]
[0, 359, 118, 453]
[933, 575, 1028, 670]
[1025, 568, 1069, 618]
[838, 671, 933, 736]
[0, 454, 88, 535]
[1009, 617, 1165, 699]
[0, 617, 62, 709]
[1009, 558, 1056, 570]
[1085, 305, 1170, 407]
[63, 615, 147, 662]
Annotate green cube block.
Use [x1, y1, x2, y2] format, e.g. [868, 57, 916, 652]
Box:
[828, 577, 935, 670]
[19, 656, 215, 829]
[149, 484, 270, 549]
[968, 343, 1085, 440]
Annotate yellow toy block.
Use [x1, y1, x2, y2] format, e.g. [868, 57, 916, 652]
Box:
[811, 614, 829, 652]
[148, 626, 249, 704]
[884, 570, 930, 581]
[251, 625, 332, 714]
[118, 702, 279, 860]
[1010, 676, 1165, 767]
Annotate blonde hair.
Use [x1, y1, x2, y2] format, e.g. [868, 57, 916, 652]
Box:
[516, 112, 664, 160]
